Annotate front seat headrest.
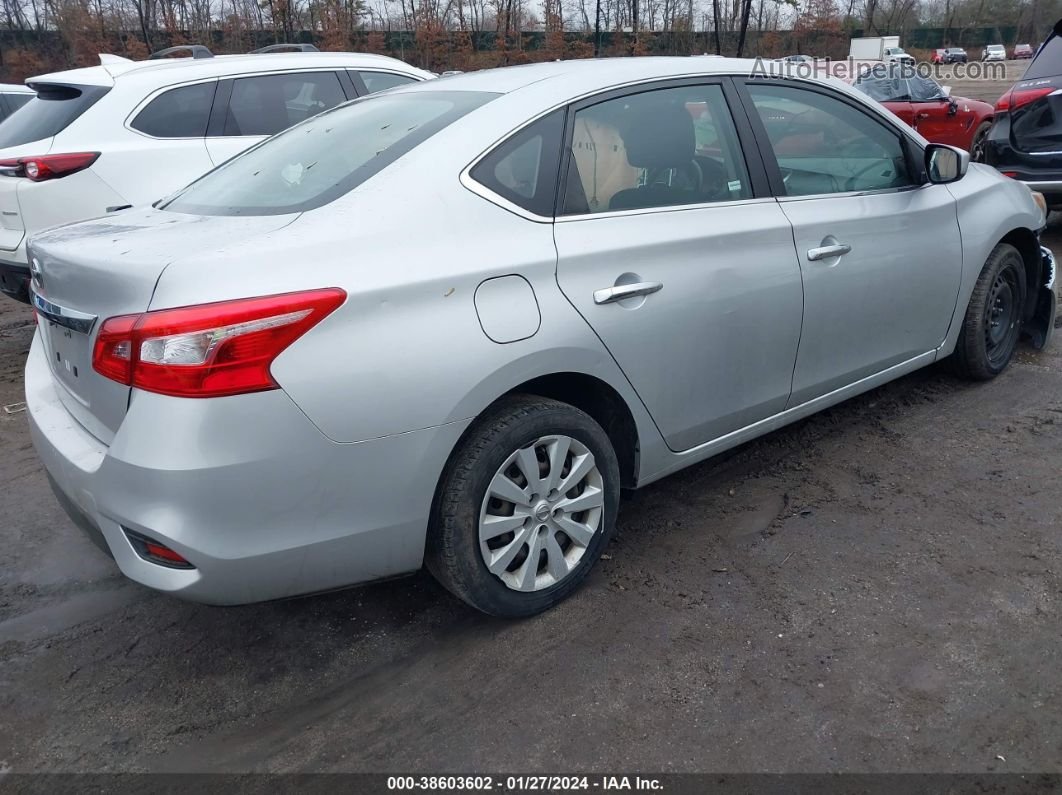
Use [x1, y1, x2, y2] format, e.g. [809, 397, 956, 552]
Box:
[619, 101, 695, 170]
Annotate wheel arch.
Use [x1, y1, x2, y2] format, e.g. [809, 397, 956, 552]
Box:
[1000, 226, 1042, 319]
[500, 372, 640, 489]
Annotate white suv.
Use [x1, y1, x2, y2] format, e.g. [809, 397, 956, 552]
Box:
[0, 49, 431, 302]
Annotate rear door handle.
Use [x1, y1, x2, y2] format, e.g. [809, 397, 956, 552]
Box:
[807, 243, 852, 262]
[593, 281, 663, 305]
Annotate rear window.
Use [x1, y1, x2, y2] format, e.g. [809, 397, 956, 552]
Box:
[5, 93, 32, 112]
[163, 90, 495, 216]
[1025, 35, 1062, 79]
[0, 83, 109, 148]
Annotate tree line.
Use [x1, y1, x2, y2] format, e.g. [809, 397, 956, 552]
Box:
[0, 0, 1056, 79]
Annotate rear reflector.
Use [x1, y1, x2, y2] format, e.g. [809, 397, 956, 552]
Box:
[93, 288, 345, 398]
[124, 529, 195, 569]
[0, 152, 99, 181]
[995, 87, 1055, 112]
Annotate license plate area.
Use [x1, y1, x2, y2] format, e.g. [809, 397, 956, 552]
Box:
[45, 321, 92, 397]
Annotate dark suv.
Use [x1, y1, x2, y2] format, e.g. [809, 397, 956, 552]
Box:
[943, 47, 968, 63]
[985, 21, 1062, 207]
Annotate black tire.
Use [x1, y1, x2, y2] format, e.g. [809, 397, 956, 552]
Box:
[951, 242, 1027, 380]
[426, 394, 620, 617]
[970, 120, 991, 163]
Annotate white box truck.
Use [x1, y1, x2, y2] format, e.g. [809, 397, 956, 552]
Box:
[849, 36, 916, 63]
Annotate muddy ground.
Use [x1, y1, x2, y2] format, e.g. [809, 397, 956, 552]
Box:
[1, 220, 1061, 773]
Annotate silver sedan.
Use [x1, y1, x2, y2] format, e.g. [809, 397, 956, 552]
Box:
[25, 57, 1056, 616]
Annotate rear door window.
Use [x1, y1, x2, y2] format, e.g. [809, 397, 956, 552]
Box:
[0, 84, 109, 148]
[559, 83, 752, 215]
[222, 72, 347, 136]
[130, 81, 217, 137]
[357, 71, 420, 94]
[1025, 35, 1062, 79]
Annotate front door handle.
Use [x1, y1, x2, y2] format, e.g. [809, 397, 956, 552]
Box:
[593, 281, 663, 305]
[807, 242, 852, 262]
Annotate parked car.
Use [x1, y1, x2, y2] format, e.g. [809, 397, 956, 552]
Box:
[986, 20, 1062, 208]
[983, 44, 1007, 62]
[26, 58, 1055, 617]
[1013, 43, 1034, 59]
[0, 83, 34, 122]
[883, 46, 916, 64]
[0, 48, 432, 303]
[943, 47, 968, 63]
[931, 49, 947, 65]
[852, 66, 994, 160]
[778, 54, 816, 63]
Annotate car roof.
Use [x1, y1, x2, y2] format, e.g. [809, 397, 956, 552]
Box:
[26, 51, 430, 89]
[408, 56, 861, 100]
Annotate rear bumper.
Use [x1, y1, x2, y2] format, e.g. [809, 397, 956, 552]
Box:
[26, 330, 469, 604]
[0, 258, 29, 303]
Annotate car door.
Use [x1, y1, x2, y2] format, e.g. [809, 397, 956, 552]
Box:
[552, 80, 805, 452]
[205, 70, 351, 166]
[739, 80, 962, 407]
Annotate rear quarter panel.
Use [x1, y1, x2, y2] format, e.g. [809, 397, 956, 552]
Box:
[146, 126, 661, 461]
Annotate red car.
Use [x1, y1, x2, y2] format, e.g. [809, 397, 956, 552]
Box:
[931, 48, 947, 64]
[1013, 43, 1033, 59]
[851, 69, 995, 159]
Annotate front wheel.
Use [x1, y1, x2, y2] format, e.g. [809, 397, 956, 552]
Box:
[951, 243, 1027, 380]
[426, 395, 620, 617]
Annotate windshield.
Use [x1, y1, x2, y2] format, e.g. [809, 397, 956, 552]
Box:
[163, 90, 496, 216]
[854, 70, 946, 102]
[0, 83, 109, 149]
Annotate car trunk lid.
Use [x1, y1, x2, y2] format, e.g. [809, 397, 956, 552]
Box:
[30, 208, 298, 444]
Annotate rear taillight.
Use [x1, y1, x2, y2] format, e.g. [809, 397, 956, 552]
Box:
[0, 152, 99, 181]
[92, 289, 346, 398]
[995, 87, 1055, 112]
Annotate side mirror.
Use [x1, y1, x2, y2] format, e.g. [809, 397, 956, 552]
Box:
[925, 143, 969, 184]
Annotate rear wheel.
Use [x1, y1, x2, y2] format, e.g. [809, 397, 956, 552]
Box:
[427, 395, 620, 617]
[970, 121, 991, 163]
[951, 243, 1027, 380]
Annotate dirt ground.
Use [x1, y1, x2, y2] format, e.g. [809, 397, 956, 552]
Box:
[1, 186, 1061, 771]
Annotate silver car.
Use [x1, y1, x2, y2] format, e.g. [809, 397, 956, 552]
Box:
[26, 58, 1056, 617]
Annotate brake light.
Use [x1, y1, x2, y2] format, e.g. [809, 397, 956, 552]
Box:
[92, 289, 346, 398]
[996, 87, 1055, 112]
[0, 152, 99, 181]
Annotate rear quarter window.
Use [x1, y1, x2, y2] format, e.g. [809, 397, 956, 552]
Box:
[0, 84, 109, 148]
